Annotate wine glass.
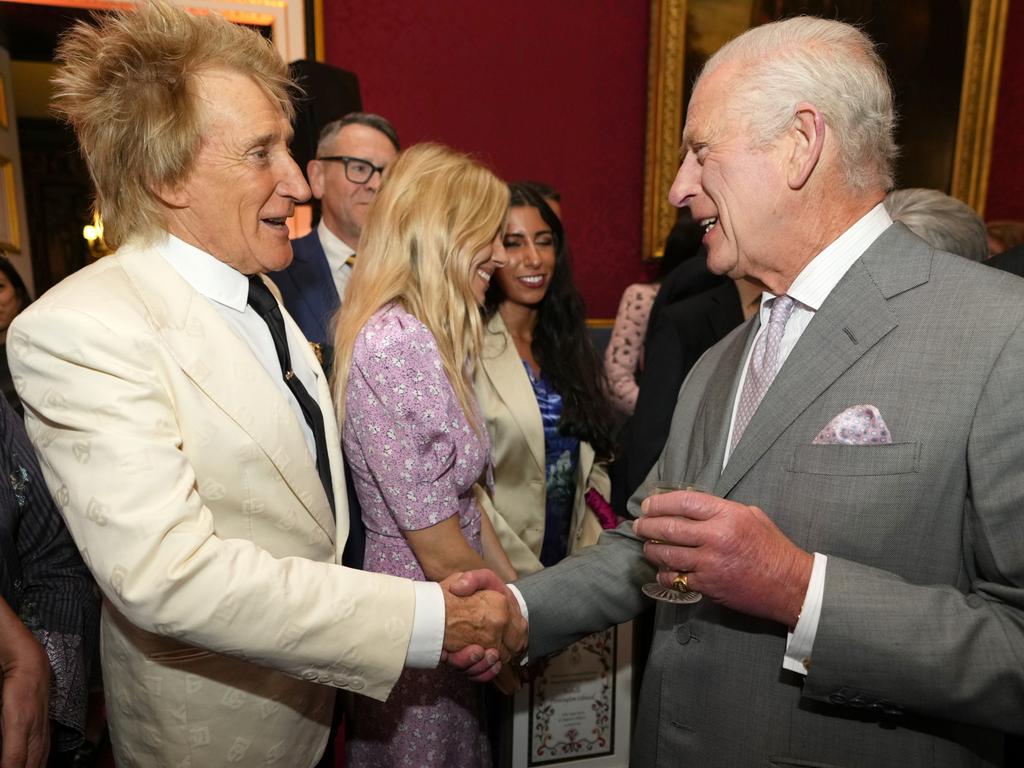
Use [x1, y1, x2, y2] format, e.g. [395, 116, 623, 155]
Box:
[640, 481, 703, 604]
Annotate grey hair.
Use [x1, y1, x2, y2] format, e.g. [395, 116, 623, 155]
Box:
[317, 112, 400, 155]
[698, 16, 898, 192]
[884, 188, 989, 262]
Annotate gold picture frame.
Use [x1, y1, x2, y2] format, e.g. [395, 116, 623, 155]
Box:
[0, 157, 20, 252]
[642, 0, 1010, 260]
[0, 75, 8, 129]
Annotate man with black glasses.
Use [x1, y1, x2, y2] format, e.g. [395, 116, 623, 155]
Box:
[272, 113, 400, 376]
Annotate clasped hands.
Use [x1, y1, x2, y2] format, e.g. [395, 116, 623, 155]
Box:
[439, 570, 527, 692]
[634, 488, 813, 629]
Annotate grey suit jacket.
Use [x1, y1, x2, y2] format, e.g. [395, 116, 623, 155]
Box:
[517, 224, 1024, 767]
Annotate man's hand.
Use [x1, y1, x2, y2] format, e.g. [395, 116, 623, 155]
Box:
[439, 570, 528, 682]
[0, 599, 51, 768]
[634, 489, 813, 628]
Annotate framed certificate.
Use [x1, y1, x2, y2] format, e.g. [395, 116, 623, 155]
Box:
[0, 157, 19, 252]
[511, 622, 632, 767]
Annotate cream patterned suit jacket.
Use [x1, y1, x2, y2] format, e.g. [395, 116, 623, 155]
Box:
[7, 239, 416, 768]
[474, 313, 610, 576]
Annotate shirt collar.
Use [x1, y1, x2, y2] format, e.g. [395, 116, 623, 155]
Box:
[159, 233, 250, 312]
[761, 202, 892, 314]
[317, 220, 356, 264]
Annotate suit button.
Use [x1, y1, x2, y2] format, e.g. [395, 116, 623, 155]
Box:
[675, 625, 691, 645]
[828, 692, 847, 705]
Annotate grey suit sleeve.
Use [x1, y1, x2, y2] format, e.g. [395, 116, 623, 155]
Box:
[805, 317, 1024, 735]
[515, 523, 656, 659]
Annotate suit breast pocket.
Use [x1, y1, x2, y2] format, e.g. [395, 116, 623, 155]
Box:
[788, 442, 920, 477]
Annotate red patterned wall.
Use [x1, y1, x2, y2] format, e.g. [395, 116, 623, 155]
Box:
[322, 1, 651, 318]
[986, 2, 1024, 221]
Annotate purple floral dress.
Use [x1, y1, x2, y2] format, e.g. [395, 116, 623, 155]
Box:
[343, 304, 491, 768]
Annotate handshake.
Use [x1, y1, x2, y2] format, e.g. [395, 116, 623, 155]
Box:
[438, 570, 528, 691]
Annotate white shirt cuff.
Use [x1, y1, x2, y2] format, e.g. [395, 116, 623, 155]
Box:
[783, 552, 827, 675]
[507, 584, 530, 665]
[405, 581, 445, 668]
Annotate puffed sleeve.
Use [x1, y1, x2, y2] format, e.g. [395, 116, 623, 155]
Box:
[604, 284, 656, 415]
[345, 312, 465, 531]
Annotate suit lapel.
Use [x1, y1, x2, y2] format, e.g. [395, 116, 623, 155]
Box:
[119, 245, 336, 540]
[696, 322, 754, 488]
[481, 314, 546, 475]
[715, 225, 925, 496]
[288, 310, 349, 551]
[292, 233, 339, 341]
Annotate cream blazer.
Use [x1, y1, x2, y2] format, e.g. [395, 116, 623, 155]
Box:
[7, 241, 416, 768]
[474, 313, 610, 576]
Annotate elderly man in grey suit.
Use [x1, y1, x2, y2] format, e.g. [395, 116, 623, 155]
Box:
[453, 15, 1024, 767]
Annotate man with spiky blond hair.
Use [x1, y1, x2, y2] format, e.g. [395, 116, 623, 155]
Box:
[8, 3, 521, 766]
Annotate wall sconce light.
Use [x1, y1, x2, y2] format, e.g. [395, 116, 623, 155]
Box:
[82, 211, 109, 258]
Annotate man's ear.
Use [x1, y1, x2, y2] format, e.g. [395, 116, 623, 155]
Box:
[152, 178, 190, 209]
[307, 159, 325, 200]
[787, 102, 825, 190]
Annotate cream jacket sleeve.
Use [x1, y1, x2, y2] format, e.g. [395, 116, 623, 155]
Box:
[7, 249, 415, 701]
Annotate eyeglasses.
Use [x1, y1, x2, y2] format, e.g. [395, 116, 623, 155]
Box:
[316, 155, 387, 184]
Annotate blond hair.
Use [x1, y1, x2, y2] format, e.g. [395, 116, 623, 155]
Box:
[700, 16, 897, 192]
[332, 143, 509, 430]
[51, 0, 295, 247]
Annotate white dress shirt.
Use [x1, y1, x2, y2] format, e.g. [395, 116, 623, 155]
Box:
[721, 203, 893, 674]
[317, 221, 356, 303]
[159, 234, 444, 668]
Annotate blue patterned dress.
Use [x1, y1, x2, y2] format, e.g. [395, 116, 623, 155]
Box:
[521, 362, 580, 567]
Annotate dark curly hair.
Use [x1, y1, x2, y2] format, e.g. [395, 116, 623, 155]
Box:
[0, 255, 32, 314]
[485, 183, 616, 458]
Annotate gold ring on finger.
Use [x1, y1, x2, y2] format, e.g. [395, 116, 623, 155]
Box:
[673, 573, 690, 591]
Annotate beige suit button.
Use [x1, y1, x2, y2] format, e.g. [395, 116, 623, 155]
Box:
[301, 670, 318, 681]
[347, 677, 365, 691]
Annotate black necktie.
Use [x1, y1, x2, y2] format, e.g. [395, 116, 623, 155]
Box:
[247, 276, 336, 517]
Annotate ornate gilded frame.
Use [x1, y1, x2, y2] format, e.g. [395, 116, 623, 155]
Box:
[642, 0, 1010, 260]
[3, 0, 307, 62]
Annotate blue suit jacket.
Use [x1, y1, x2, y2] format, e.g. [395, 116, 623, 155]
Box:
[271, 230, 341, 374]
[270, 229, 365, 567]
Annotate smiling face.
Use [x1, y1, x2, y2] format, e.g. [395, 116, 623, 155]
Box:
[494, 205, 557, 309]
[161, 69, 310, 274]
[668, 64, 788, 286]
[308, 124, 398, 249]
[469, 233, 508, 305]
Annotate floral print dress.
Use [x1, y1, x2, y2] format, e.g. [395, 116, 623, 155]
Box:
[343, 304, 491, 768]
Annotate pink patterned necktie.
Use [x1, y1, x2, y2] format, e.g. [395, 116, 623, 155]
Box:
[730, 294, 796, 450]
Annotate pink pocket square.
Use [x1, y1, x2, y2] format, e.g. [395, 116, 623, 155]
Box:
[812, 404, 892, 445]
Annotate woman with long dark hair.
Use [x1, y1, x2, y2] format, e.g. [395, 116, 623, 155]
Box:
[0, 255, 32, 413]
[475, 183, 616, 575]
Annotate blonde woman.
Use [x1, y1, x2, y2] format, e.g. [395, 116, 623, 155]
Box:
[333, 143, 516, 768]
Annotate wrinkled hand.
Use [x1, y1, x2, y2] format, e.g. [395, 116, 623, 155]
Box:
[440, 570, 528, 683]
[634, 489, 813, 628]
[0, 622, 51, 768]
